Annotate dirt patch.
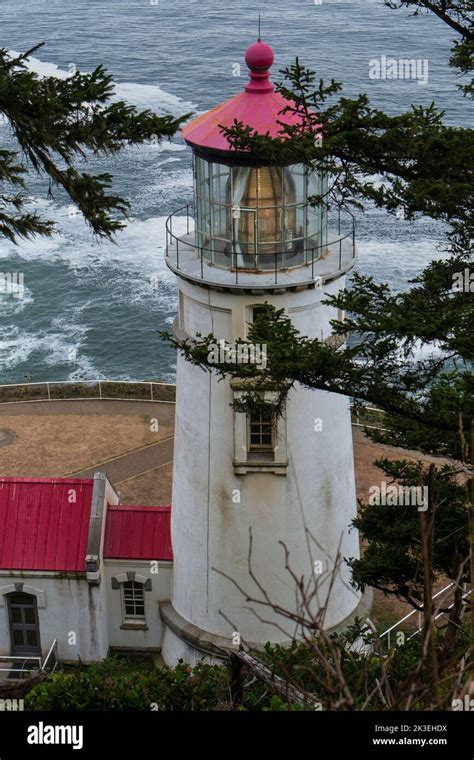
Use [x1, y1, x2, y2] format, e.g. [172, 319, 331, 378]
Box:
[117, 462, 173, 505]
[352, 425, 453, 504]
[0, 413, 172, 477]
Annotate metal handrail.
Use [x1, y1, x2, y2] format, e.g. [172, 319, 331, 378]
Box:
[0, 382, 388, 420]
[0, 654, 42, 674]
[41, 639, 58, 673]
[406, 588, 472, 642]
[379, 583, 472, 649]
[0, 639, 58, 676]
[0, 379, 174, 390]
[351, 405, 388, 432]
[165, 203, 356, 284]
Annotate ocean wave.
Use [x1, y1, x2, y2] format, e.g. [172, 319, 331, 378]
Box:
[8, 50, 197, 117]
[0, 287, 34, 316]
[0, 199, 183, 284]
[0, 323, 99, 377]
[354, 239, 450, 292]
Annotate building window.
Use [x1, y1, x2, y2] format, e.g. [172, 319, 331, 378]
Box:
[251, 305, 268, 323]
[7, 592, 41, 656]
[248, 406, 274, 455]
[122, 581, 145, 620]
[232, 384, 287, 474]
[246, 303, 270, 339]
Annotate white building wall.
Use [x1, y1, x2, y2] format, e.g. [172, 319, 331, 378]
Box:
[0, 574, 108, 663]
[104, 560, 172, 650]
[0, 476, 123, 665]
[165, 276, 361, 661]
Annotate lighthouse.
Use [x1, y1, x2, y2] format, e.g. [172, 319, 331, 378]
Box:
[161, 39, 364, 664]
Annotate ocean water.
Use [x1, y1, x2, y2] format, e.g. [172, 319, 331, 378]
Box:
[0, 0, 468, 383]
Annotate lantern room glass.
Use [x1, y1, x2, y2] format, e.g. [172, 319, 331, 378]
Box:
[193, 156, 328, 271]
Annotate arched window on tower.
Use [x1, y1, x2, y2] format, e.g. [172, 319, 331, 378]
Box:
[246, 303, 271, 339]
[251, 304, 268, 323]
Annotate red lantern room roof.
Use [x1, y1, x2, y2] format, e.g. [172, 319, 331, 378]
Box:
[182, 40, 306, 157]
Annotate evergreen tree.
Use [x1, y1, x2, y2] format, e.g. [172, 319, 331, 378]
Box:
[0, 44, 189, 241]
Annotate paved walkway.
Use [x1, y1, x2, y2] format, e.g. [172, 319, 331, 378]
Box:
[68, 436, 174, 483]
[0, 399, 175, 422]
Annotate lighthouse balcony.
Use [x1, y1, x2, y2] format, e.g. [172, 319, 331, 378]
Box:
[165, 205, 356, 291]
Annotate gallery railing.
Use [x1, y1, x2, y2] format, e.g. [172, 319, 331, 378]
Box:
[165, 203, 356, 285]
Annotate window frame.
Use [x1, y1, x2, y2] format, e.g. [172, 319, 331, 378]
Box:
[121, 580, 146, 622]
[232, 385, 288, 475]
[247, 405, 275, 453]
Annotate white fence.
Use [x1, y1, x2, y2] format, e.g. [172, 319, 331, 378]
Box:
[351, 405, 387, 431]
[0, 379, 175, 404]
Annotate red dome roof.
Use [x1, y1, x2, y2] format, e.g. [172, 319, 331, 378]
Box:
[182, 40, 308, 156]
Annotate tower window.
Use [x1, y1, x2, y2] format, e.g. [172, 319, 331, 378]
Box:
[252, 305, 268, 323]
[232, 385, 287, 475]
[122, 581, 145, 620]
[246, 304, 270, 339]
[248, 406, 274, 456]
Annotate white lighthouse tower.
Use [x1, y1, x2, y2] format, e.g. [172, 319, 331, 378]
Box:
[161, 39, 364, 665]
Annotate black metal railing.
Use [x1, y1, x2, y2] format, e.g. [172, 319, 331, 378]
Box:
[165, 203, 356, 286]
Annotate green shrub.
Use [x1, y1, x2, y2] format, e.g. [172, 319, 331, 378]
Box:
[26, 624, 469, 711]
[25, 657, 229, 712]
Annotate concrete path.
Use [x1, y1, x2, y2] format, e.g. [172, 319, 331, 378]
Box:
[68, 436, 174, 483]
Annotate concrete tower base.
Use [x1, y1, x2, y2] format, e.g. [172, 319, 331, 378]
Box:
[160, 589, 373, 666]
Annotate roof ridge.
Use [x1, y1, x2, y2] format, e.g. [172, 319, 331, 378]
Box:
[0, 477, 94, 484]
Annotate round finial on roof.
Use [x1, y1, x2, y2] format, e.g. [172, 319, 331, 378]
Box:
[245, 40, 274, 72]
[244, 39, 275, 93]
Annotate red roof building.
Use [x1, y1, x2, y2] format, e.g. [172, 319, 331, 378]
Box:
[0, 477, 94, 572]
[0, 477, 173, 572]
[104, 504, 172, 561]
[0, 474, 174, 665]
